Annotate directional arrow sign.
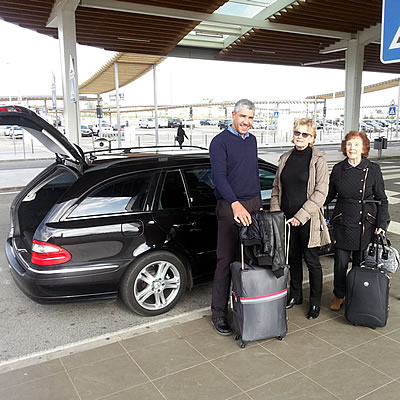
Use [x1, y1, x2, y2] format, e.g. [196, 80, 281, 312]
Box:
[381, 0, 400, 63]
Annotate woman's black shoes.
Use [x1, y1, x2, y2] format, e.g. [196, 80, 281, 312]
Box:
[286, 297, 303, 310]
[307, 305, 320, 320]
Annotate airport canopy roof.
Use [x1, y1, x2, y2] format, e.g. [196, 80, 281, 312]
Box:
[78, 53, 166, 94]
[0, 0, 399, 76]
[306, 77, 400, 100]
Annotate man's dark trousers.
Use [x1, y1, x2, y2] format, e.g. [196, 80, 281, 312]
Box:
[211, 196, 261, 319]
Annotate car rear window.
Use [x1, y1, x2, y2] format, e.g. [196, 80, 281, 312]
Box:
[68, 172, 155, 217]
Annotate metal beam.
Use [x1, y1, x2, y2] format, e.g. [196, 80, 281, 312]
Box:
[193, 22, 243, 36]
[358, 23, 381, 46]
[320, 24, 381, 54]
[320, 40, 349, 55]
[47, 0, 79, 28]
[80, 0, 351, 40]
[179, 37, 224, 49]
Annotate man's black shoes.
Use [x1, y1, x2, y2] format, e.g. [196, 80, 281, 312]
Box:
[307, 305, 320, 320]
[286, 297, 303, 310]
[211, 317, 232, 336]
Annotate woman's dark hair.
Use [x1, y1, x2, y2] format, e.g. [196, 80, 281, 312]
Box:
[341, 130, 370, 157]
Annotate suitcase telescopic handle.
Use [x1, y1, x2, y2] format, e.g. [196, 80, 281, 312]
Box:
[241, 241, 245, 271]
[285, 220, 291, 265]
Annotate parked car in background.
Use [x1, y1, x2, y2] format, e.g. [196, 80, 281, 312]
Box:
[81, 125, 92, 137]
[168, 118, 182, 128]
[359, 122, 374, 133]
[8, 125, 23, 139]
[112, 124, 125, 132]
[218, 119, 232, 130]
[363, 120, 384, 133]
[139, 117, 153, 129]
[3, 125, 13, 136]
[200, 119, 212, 126]
[0, 106, 282, 317]
[252, 119, 266, 129]
[183, 120, 196, 128]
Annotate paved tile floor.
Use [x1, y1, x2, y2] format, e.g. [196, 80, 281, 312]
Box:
[1, 275, 400, 400]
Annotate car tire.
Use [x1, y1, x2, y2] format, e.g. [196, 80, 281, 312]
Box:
[120, 251, 187, 316]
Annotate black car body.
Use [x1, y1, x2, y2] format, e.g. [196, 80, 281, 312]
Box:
[0, 106, 280, 317]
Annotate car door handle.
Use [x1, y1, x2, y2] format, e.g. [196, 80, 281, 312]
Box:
[173, 222, 197, 228]
[121, 222, 143, 236]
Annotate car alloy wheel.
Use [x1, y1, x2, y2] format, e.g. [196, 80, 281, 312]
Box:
[120, 251, 187, 316]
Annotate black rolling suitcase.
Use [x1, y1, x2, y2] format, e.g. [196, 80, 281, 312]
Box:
[345, 200, 390, 328]
[345, 264, 389, 328]
[230, 225, 289, 348]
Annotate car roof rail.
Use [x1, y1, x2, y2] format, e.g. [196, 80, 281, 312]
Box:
[85, 145, 208, 160]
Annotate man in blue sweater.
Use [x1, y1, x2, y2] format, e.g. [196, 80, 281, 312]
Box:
[209, 99, 261, 335]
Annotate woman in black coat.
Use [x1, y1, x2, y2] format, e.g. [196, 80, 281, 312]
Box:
[176, 124, 188, 149]
[326, 131, 388, 310]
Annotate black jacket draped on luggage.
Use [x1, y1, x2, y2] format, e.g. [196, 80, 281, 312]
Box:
[239, 210, 286, 277]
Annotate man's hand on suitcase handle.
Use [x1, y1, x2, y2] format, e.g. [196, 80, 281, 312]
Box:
[231, 201, 252, 226]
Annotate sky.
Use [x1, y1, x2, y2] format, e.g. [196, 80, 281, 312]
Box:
[0, 19, 399, 108]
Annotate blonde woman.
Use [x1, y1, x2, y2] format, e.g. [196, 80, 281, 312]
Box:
[271, 118, 330, 319]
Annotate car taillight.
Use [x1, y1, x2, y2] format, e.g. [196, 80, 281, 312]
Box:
[31, 240, 71, 266]
[0, 106, 22, 113]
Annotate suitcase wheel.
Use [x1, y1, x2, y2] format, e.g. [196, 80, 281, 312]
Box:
[240, 341, 247, 349]
[234, 335, 241, 341]
[276, 336, 284, 341]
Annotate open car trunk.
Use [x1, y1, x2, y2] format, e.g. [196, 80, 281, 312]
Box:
[11, 165, 79, 254]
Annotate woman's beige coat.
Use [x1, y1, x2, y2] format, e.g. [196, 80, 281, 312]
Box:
[270, 146, 331, 248]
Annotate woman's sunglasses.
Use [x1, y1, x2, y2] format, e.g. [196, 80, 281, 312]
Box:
[293, 130, 311, 138]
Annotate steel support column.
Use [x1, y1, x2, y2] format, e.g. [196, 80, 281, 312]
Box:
[114, 62, 121, 147]
[153, 64, 159, 145]
[56, 0, 80, 144]
[344, 39, 364, 133]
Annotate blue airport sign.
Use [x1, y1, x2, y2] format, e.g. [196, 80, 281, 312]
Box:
[273, 111, 279, 118]
[381, 0, 400, 64]
[389, 106, 397, 116]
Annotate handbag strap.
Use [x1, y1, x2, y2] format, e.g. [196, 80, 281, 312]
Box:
[378, 233, 389, 259]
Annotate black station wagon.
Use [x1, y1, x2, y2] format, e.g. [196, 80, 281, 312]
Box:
[0, 106, 278, 316]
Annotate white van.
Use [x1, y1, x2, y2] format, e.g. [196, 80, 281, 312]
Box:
[92, 121, 113, 135]
[139, 117, 168, 128]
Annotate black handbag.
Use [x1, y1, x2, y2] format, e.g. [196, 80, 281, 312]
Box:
[364, 233, 399, 274]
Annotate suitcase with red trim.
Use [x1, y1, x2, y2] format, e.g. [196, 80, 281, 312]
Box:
[230, 243, 289, 348]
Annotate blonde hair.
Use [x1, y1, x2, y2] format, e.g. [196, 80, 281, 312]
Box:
[293, 118, 317, 146]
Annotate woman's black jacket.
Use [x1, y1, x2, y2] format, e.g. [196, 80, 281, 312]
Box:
[325, 157, 388, 251]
